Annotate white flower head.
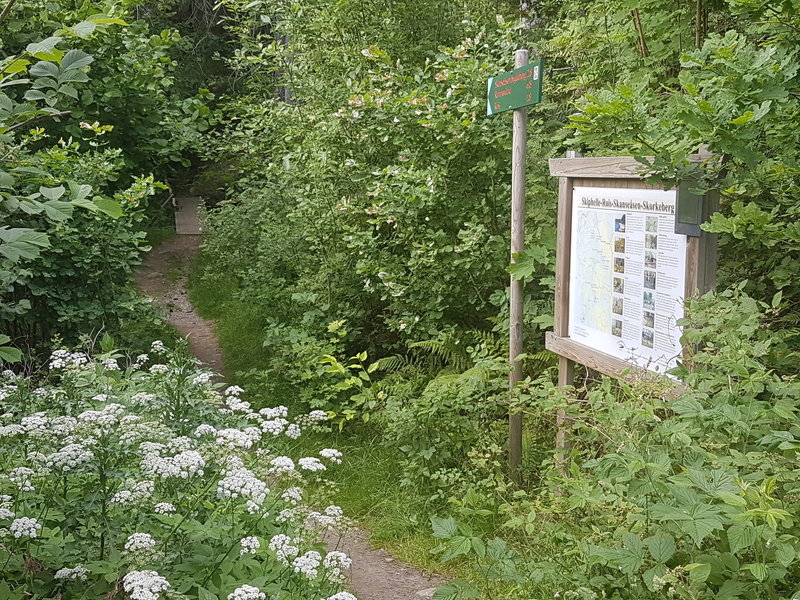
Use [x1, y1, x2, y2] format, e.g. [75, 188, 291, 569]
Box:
[298, 457, 326, 472]
[240, 536, 260, 554]
[292, 550, 322, 578]
[154, 502, 176, 515]
[55, 564, 89, 581]
[268, 456, 295, 475]
[124, 532, 157, 553]
[10, 516, 41, 538]
[227, 585, 266, 600]
[320, 448, 343, 464]
[122, 570, 170, 600]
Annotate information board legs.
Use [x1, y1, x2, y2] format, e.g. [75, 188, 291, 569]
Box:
[508, 49, 528, 485]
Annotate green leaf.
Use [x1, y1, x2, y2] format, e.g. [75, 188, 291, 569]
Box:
[685, 562, 711, 583]
[646, 532, 676, 563]
[727, 523, 757, 555]
[26, 37, 64, 60]
[0, 345, 22, 363]
[68, 181, 92, 201]
[197, 587, 218, 600]
[4, 58, 30, 74]
[744, 562, 768, 581]
[775, 543, 795, 567]
[43, 200, 74, 221]
[717, 492, 747, 507]
[441, 536, 472, 562]
[430, 516, 457, 539]
[39, 185, 65, 201]
[69, 21, 97, 37]
[90, 197, 123, 218]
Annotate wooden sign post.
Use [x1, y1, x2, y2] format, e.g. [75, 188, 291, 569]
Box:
[547, 153, 718, 464]
[486, 50, 544, 483]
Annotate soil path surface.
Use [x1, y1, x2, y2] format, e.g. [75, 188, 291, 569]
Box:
[134, 198, 446, 600]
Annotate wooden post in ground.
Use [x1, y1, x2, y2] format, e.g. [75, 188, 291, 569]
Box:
[508, 49, 528, 485]
[554, 151, 580, 471]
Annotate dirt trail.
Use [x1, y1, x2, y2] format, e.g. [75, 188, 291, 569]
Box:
[134, 199, 446, 600]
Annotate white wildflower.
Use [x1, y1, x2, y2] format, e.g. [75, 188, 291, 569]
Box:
[261, 418, 287, 436]
[285, 423, 301, 439]
[194, 424, 216, 437]
[46, 443, 94, 474]
[259, 406, 288, 419]
[7, 467, 35, 491]
[192, 373, 212, 385]
[0, 424, 24, 438]
[216, 467, 269, 505]
[227, 585, 265, 600]
[149, 364, 168, 375]
[154, 502, 176, 515]
[141, 450, 205, 479]
[0, 508, 14, 519]
[101, 358, 120, 371]
[268, 456, 295, 474]
[122, 570, 170, 600]
[10, 516, 40, 538]
[323, 551, 352, 583]
[268, 534, 300, 565]
[324, 594, 358, 600]
[277, 508, 296, 523]
[92, 393, 109, 402]
[308, 410, 328, 422]
[320, 448, 343, 464]
[124, 532, 157, 553]
[132, 354, 149, 369]
[281, 487, 303, 505]
[298, 457, 326, 472]
[292, 550, 322, 578]
[224, 385, 244, 396]
[240, 536, 260, 554]
[150, 340, 166, 354]
[54, 564, 89, 581]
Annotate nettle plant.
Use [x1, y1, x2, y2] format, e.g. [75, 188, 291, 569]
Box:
[0, 341, 357, 600]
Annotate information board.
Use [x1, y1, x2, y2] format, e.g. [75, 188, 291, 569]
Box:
[568, 186, 687, 373]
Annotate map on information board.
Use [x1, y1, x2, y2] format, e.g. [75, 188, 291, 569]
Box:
[568, 187, 687, 373]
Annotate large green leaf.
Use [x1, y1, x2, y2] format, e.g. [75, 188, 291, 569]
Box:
[430, 515, 457, 539]
[0, 345, 22, 363]
[646, 532, 676, 563]
[727, 523, 757, 555]
[91, 197, 123, 218]
[25, 37, 64, 60]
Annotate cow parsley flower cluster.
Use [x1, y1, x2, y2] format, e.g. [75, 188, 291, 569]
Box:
[285, 423, 301, 439]
[240, 536, 260, 554]
[268, 534, 301, 565]
[124, 532, 157, 553]
[49, 350, 89, 370]
[149, 364, 169, 375]
[320, 448, 343, 464]
[45, 443, 94, 473]
[292, 550, 322, 578]
[192, 372, 212, 385]
[150, 340, 166, 354]
[122, 570, 170, 600]
[194, 423, 216, 437]
[217, 467, 269, 506]
[55, 564, 89, 581]
[227, 585, 266, 600]
[0, 508, 14, 519]
[298, 457, 326, 472]
[10, 516, 41, 538]
[259, 405, 288, 419]
[153, 502, 176, 515]
[111, 480, 154, 505]
[7, 466, 35, 491]
[261, 418, 288, 436]
[323, 551, 352, 583]
[215, 427, 261, 449]
[281, 486, 303, 505]
[141, 450, 205, 479]
[268, 456, 295, 474]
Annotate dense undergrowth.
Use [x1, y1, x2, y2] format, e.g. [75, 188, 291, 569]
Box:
[4, 0, 800, 599]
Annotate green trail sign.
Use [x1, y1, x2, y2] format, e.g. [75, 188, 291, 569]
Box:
[486, 59, 543, 116]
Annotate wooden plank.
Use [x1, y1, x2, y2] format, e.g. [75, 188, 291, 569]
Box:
[549, 153, 717, 178]
[545, 332, 660, 380]
[508, 48, 528, 485]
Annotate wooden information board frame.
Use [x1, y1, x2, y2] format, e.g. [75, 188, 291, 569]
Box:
[547, 153, 718, 383]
